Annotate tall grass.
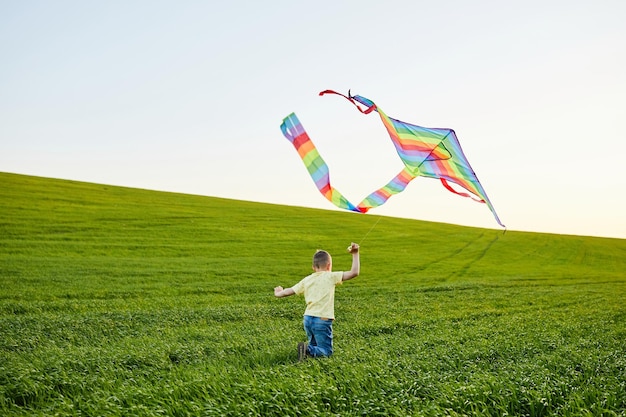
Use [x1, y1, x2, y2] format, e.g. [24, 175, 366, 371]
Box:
[1, 172, 625, 416]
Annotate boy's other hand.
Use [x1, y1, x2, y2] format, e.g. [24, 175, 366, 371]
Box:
[274, 286, 284, 296]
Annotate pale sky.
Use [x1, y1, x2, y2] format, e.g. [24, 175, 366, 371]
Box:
[2, 1, 625, 239]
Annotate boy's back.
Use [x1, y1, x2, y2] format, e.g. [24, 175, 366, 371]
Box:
[293, 271, 344, 319]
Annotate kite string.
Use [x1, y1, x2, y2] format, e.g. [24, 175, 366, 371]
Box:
[358, 215, 383, 246]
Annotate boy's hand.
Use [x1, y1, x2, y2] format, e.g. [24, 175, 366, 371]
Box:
[274, 286, 295, 298]
[347, 242, 360, 253]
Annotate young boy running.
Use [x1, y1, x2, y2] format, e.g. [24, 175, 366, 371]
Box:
[274, 243, 360, 360]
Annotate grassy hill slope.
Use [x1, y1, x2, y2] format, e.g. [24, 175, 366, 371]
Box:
[1, 172, 625, 416]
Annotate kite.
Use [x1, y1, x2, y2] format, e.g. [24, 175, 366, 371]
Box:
[280, 90, 505, 228]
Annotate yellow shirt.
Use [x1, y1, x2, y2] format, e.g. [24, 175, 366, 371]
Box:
[292, 271, 343, 319]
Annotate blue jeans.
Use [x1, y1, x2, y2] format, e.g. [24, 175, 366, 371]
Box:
[303, 315, 334, 357]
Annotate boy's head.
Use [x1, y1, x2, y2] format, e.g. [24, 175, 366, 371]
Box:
[312, 250, 332, 271]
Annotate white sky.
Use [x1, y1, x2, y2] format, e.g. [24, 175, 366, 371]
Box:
[1, 1, 625, 239]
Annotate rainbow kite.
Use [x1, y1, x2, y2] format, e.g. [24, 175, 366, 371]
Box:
[280, 90, 504, 228]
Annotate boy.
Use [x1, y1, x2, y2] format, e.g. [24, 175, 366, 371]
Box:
[274, 242, 360, 360]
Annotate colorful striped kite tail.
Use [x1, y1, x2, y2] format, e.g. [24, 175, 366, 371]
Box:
[280, 113, 363, 213]
[356, 167, 418, 213]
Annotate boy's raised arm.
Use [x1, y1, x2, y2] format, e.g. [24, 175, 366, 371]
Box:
[342, 243, 360, 281]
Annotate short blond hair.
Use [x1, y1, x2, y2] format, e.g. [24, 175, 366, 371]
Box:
[313, 250, 331, 269]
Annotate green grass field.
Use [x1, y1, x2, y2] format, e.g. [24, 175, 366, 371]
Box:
[1, 172, 625, 416]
